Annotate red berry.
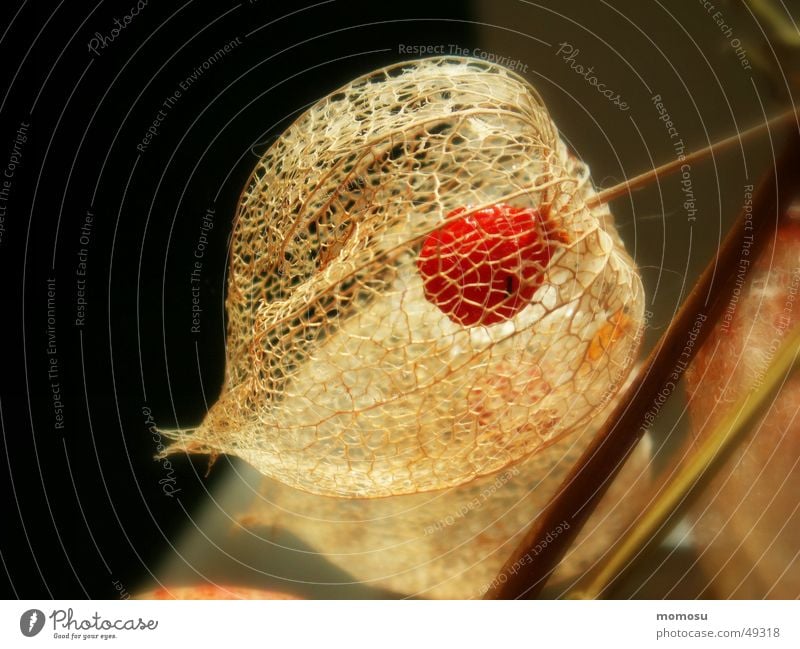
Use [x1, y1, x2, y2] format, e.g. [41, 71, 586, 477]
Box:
[417, 203, 558, 327]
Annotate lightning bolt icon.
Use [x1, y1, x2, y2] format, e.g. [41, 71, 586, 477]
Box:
[28, 611, 37, 632]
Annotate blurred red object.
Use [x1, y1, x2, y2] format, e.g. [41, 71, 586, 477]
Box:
[138, 585, 300, 600]
[684, 206, 800, 598]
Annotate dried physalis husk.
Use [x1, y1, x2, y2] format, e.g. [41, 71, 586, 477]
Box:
[684, 208, 800, 598]
[164, 57, 644, 498]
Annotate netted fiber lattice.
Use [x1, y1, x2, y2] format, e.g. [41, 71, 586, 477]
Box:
[164, 57, 644, 498]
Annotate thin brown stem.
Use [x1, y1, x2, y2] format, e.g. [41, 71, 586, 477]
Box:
[483, 119, 800, 600]
[589, 108, 798, 209]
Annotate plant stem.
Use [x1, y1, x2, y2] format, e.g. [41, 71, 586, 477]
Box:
[589, 108, 798, 208]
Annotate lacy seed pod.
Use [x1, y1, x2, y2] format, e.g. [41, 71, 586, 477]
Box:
[164, 57, 645, 498]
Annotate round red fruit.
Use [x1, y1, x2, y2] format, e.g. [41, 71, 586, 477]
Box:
[417, 203, 557, 327]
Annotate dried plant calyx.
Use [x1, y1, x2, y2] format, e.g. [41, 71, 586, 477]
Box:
[163, 57, 644, 498]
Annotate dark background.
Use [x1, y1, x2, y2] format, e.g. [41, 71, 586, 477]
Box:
[0, 0, 793, 599]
